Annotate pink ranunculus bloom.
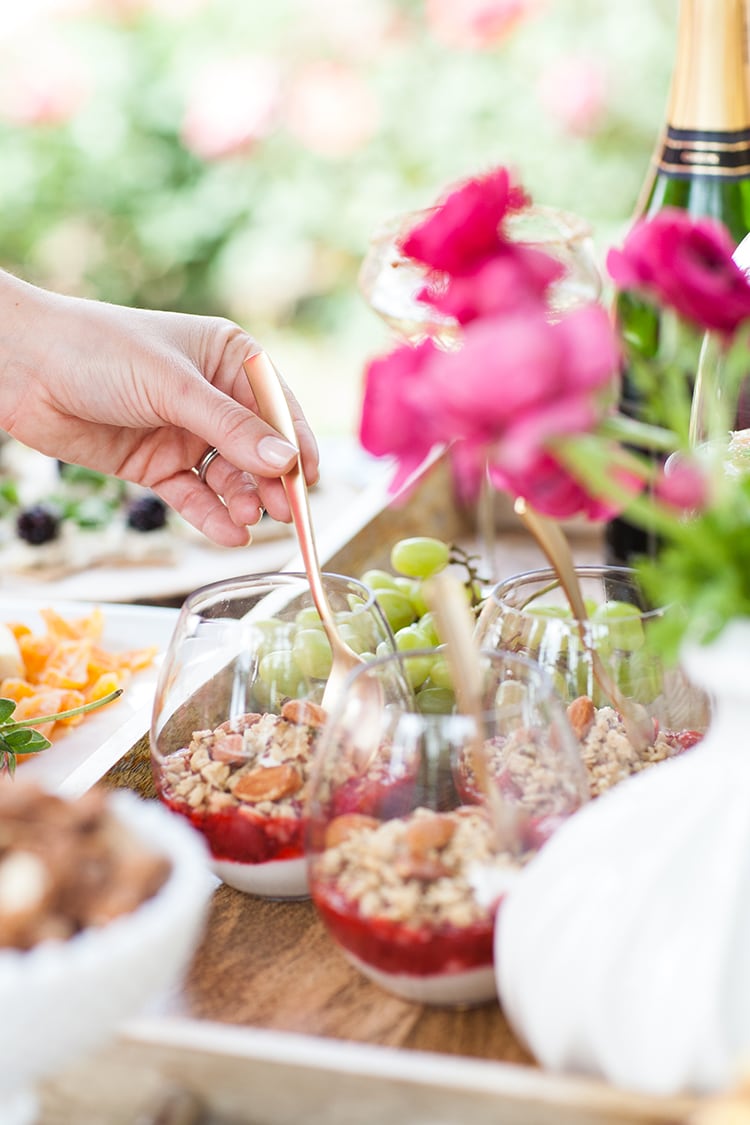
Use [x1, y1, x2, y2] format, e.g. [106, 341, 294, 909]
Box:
[418, 244, 563, 324]
[486, 448, 642, 521]
[359, 339, 444, 492]
[607, 208, 750, 336]
[424, 0, 541, 51]
[654, 458, 710, 513]
[359, 300, 622, 511]
[180, 56, 281, 161]
[0, 38, 90, 125]
[425, 303, 618, 449]
[401, 167, 529, 275]
[283, 61, 380, 158]
[537, 54, 608, 138]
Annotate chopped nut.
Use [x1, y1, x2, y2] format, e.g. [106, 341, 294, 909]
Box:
[567, 695, 596, 740]
[282, 698, 328, 728]
[404, 813, 455, 856]
[233, 764, 302, 803]
[325, 813, 379, 849]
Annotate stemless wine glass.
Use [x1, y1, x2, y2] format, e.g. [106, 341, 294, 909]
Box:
[150, 571, 395, 899]
[475, 566, 710, 800]
[358, 202, 602, 346]
[305, 647, 589, 1007]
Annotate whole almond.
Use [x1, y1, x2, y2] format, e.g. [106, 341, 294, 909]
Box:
[281, 699, 328, 728]
[324, 813, 380, 849]
[394, 854, 450, 882]
[567, 695, 596, 740]
[405, 814, 456, 856]
[233, 764, 302, 803]
[210, 734, 246, 764]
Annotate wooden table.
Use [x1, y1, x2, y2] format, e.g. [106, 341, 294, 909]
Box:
[34, 460, 703, 1124]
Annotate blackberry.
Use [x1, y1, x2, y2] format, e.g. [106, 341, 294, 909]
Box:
[16, 504, 61, 545]
[127, 494, 168, 532]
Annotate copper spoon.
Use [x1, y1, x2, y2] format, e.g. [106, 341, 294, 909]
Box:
[513, 497, 654, 752]
[243, 350, 370, 712]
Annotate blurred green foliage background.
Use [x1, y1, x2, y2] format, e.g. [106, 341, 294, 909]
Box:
[0, 0, 676, 437]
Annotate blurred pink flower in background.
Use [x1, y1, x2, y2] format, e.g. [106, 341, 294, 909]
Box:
[181, 56, 282, 161]
[0, 38, 90, 126]
[654, 459, 709, 514]
[295, 0, 402, 61]
[424, 0, 541, 50]
[537, 53, 608, 137]
[283, 61, 380, 158]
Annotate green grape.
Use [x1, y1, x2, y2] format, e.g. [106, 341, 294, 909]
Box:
[527, 603, 572, 620]
[374, 589, 418, 632]
[614, 649, 663, 704]
[292, 628, 333, 679]
[360, 568, 400, 592]
[392, 576, 432, 619]
[426, 654, 453, 690]
[591, 600, 645, 652]
[295, 607, 324, 630]
[390, 536, 451, 580]
[393, 626, 435, 688]
[415, 611, 440, 647]
[416, 686, 456, 714]
[258, 650, 304, 697]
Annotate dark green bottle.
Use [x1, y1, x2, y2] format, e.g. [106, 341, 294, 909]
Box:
[605, 0, 750, 565]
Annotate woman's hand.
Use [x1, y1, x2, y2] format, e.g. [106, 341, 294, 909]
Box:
[0, 272, 319, 546]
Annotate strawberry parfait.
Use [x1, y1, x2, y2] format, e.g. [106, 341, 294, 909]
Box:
[155, 698, 326, 898]
[309, 805, 518, 1006]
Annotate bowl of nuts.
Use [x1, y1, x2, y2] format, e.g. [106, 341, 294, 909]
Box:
[0, 782, 212, 1125]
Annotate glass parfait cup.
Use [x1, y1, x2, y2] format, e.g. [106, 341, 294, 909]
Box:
[475, 566, 710, 800]
[305, 647, 588, 1007]
[150, 572, 395, 899]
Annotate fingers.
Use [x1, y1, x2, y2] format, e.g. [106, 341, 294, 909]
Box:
[156, 467, 265, 548]
[199, 452, 291, 525]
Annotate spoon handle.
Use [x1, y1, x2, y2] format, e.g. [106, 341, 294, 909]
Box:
[513, 497, 654, 751]
[243, 351, 336, 639]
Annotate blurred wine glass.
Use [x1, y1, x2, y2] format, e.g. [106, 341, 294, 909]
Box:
[358, 202, 602, 347]
[359, 202, 602, 581]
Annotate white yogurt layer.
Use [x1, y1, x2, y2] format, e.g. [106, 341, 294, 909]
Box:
[343, 948, 497, 1006]
[212, 855, 308, 899]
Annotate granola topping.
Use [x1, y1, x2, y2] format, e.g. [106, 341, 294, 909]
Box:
[313, 806, 516, 930]
[157, 701, 323, 864]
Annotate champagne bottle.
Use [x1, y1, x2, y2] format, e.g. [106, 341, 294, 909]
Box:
[605, 0, 750, 565]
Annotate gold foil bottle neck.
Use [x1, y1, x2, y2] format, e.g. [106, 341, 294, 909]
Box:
[667, 0, 750, 131]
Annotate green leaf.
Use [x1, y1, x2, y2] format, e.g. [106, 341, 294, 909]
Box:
[0, 698, 17, 723]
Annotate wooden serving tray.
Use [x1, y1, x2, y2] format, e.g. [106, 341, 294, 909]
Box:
[38, 457, 703, 1125]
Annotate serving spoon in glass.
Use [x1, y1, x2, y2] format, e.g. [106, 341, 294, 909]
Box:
[243, 350, 372, 712]
[513, 497, 654, 753]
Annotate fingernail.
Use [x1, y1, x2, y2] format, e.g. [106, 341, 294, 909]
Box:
[258, 435, 298, 468]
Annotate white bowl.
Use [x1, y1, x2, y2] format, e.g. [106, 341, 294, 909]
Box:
[0, 791, 214, 1124]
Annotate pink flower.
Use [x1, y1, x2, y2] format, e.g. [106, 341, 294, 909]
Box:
[0, 38, 90, 125]
[401, 167, 529, 275]
[418, 246, 563, 324]
[488, 449, 640, 521]
[424, 0, 540, 51]
[655, 458, 709, 513]
[181, 56, 281, 161]
[359, 302, 621, 516]
[359, 340, 442, 492]
[283, 62, 380, 158]
[607, 208, 750, 336]
[537, 54, 608, 138]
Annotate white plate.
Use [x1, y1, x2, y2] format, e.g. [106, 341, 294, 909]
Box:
[1, 598, 179, 797]
[0, 440, 388, 604]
